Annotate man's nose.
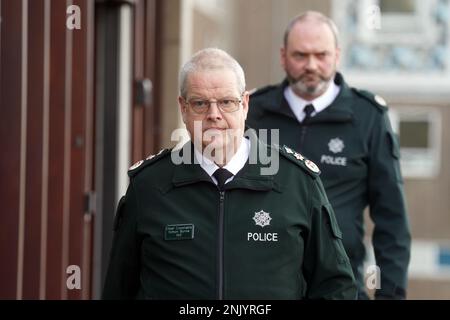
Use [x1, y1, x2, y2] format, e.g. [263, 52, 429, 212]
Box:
[305, 56, 318, 70]
[206, 102, 222, 120]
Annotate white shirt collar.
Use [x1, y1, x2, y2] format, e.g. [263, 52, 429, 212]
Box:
[194, 138, 250, 185]
[284, 79, 341, 122]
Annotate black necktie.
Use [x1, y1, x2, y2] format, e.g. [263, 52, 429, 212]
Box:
[303, 104, 315, 123]
[213, 168, 233, 191]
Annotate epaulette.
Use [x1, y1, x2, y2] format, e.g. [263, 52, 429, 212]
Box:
[276, 144, 321, 179]
[127, 148, 171, 178]
[352, 88, 388, 112]
[249, 84, 277, 97]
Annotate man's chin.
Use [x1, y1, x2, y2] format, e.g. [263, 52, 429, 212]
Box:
[202, 140, 225, 153]
[293, 81, 327, 97]
[204, 128, 225, 135]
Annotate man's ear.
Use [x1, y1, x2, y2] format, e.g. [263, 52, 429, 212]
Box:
[178, 96, 187, 123]
[335, 46, 341, 68]
[280, 46, 287, 69]
[242, 91, 249, 120]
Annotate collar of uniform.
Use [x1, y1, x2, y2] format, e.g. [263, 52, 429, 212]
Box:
[255, 77, 347, 123]
[284, 80, 340, 122]
[172, 143, 214, 187]
[304, 72, 355, 124]
[330, 72, 355, 112]
[193, 138, 250, 185]
[256, 79, 298, 120]
[172, 138, 277, 191]
[225, 130, 281, 192]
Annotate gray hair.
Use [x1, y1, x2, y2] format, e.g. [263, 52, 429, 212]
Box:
[283, 11, 340, 48]
[179, 48, 246, 98]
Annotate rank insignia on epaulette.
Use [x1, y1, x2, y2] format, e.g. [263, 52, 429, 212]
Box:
[145, 148, 165, 161]
[294, 152, 304, 161]
[129, 159, 144, 170]
[374, 94, 387, 107]
[305, 159, 320, 173]
[279, 145, 320, 177]
[284, 146, 294, 154]
[127, 148, 170, 178]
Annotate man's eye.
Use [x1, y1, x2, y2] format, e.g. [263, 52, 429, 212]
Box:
[220, 99, 234, 106]
[293, 52, 307, 59]
[192, 100, 207, 107]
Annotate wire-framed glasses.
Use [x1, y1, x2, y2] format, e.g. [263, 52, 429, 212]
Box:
[184, 95, 243, 114]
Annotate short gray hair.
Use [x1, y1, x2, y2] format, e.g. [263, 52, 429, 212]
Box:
[179, 48, 246, 98]
[283, 11, 340, 48]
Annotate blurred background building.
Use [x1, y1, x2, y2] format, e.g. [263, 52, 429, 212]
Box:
[1, 0, 449, 299]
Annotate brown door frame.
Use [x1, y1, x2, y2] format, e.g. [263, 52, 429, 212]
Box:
[92, 0, 161, 298]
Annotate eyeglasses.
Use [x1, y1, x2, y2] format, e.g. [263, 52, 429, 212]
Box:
[184, 96, 243, 114]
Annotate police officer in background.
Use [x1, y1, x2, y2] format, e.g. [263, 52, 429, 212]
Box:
[103, 48, 356, 299]
[247, 11, 411, 299]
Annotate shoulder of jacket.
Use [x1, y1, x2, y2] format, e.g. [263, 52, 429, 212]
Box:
[352, 88, 388, 112]
[249, 84, 278, 97]
[127, 148, 172, 178]
[275, 144, 321, 179]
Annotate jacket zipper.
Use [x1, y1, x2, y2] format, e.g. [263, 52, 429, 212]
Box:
[217, 191, 225, 299]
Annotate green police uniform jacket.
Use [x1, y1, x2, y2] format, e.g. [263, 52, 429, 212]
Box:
[103, 137, 356, 299]
[247, 73, 411, 299]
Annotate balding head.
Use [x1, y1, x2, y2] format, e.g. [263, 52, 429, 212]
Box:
[283, 11, 339, 49]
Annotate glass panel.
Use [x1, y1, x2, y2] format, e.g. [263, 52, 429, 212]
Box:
[379, 0, 415, 13]
[399, 120, 429, 148]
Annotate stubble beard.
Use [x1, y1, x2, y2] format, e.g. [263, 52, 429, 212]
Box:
[287, 70, 335, 99]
